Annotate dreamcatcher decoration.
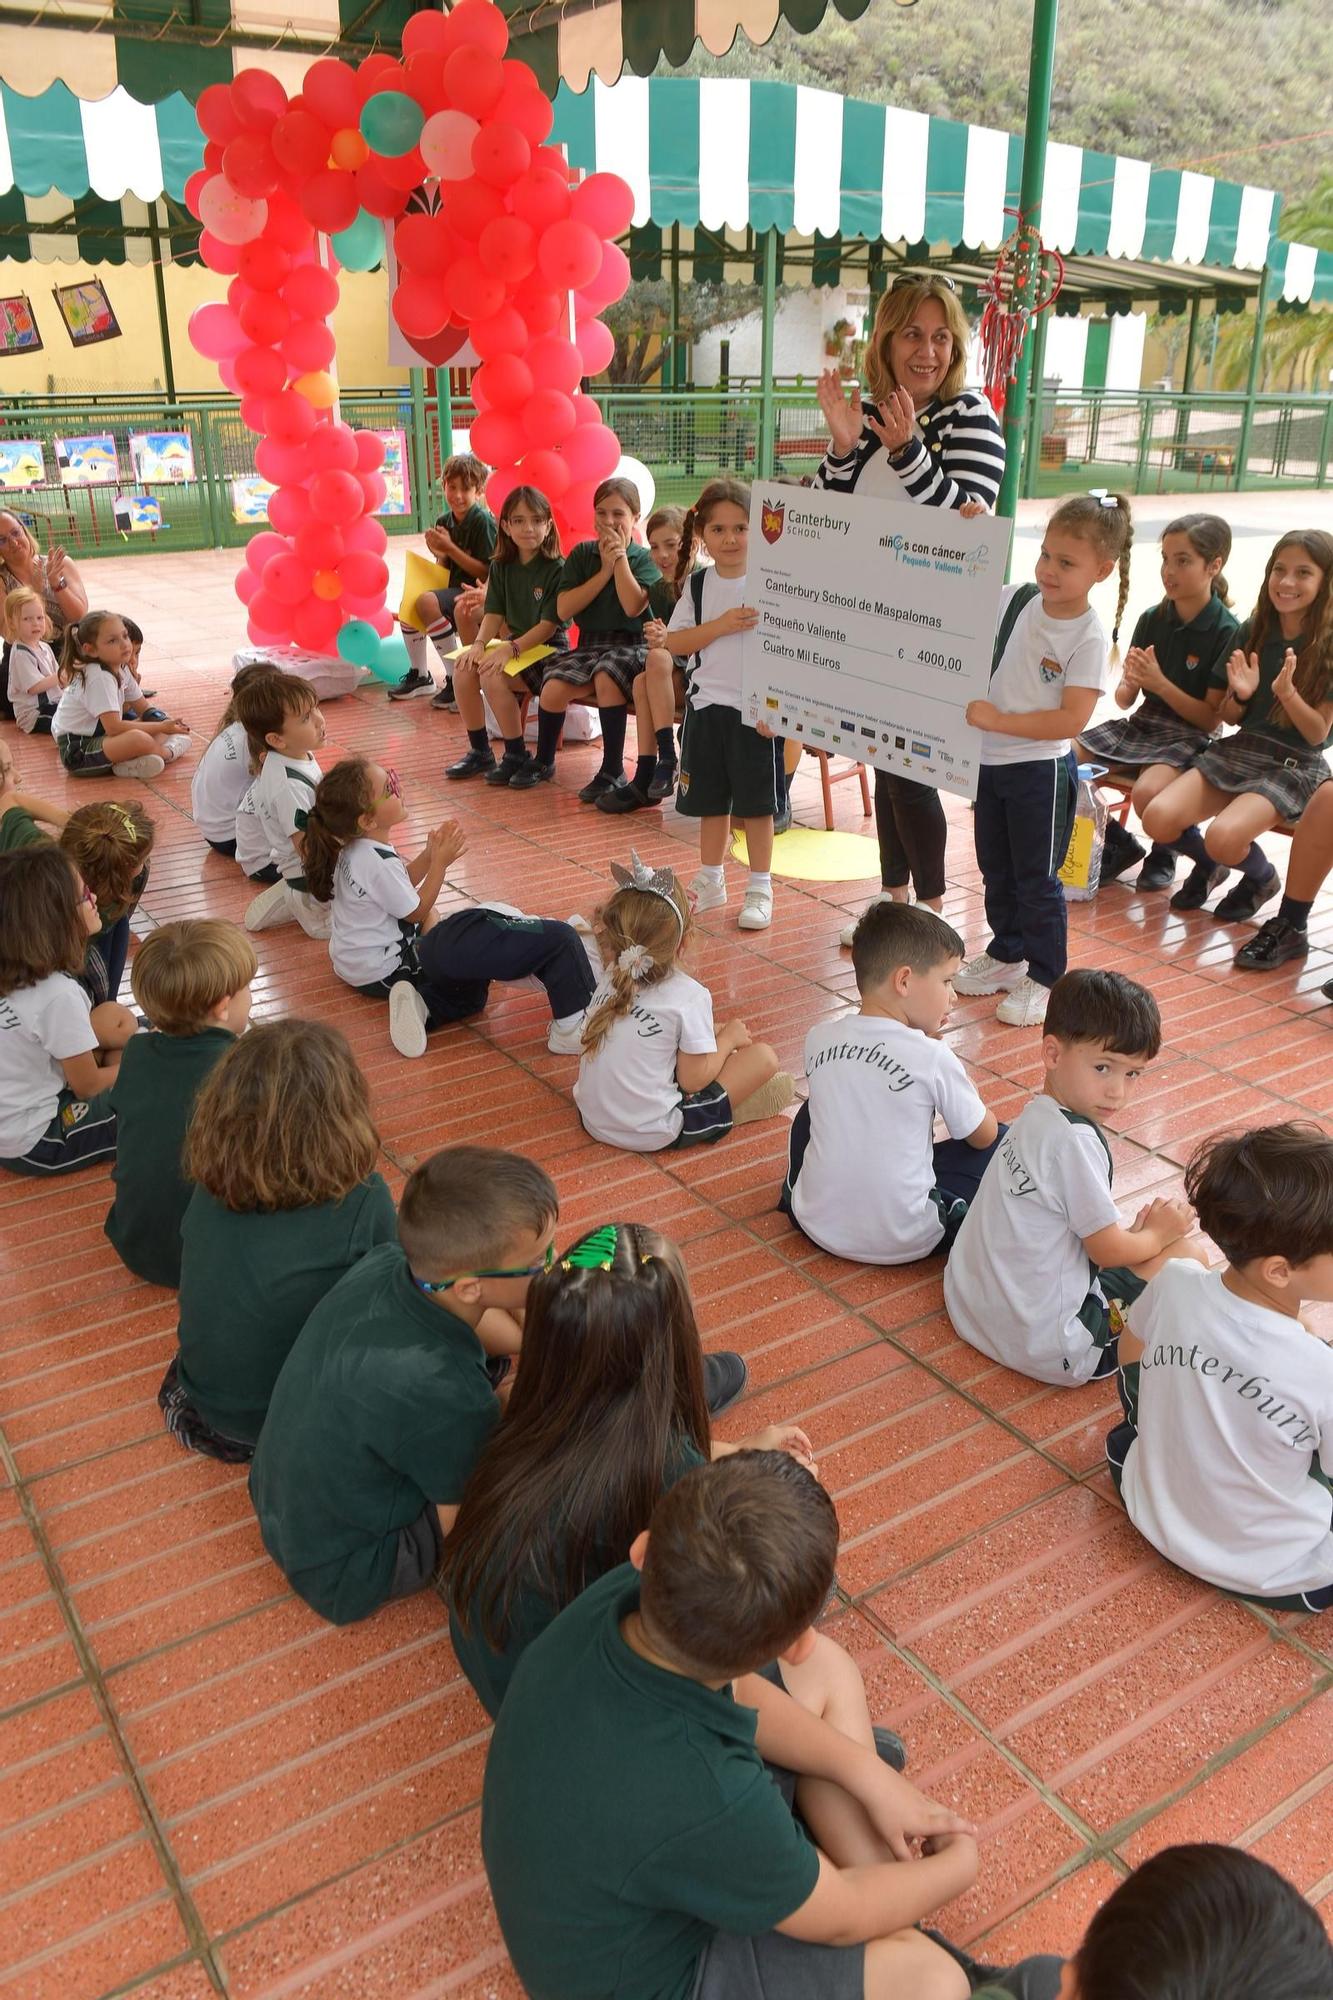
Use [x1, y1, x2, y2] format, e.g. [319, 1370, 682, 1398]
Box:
[978, 211, 1065, 416]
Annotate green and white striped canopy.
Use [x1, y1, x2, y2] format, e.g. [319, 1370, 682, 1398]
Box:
[0, 83, 203, 264]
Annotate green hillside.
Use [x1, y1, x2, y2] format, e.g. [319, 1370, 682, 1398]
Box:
[666, 0, 1331, 212]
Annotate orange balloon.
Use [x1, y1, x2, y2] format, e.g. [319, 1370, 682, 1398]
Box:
[294, 369, 338, 408]
[312, 569, 344, 600]
[330, 128, 370, 170]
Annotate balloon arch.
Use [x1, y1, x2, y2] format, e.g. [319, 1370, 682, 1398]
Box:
[184, 0, 635, 675]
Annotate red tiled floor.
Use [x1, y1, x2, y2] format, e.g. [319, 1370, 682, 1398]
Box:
[4, 522, 1333, 1992]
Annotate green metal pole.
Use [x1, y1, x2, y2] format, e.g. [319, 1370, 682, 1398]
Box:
[1020, 303, 1050, 499]
[1316, 396, 1333, 490]
[758, 226, 778, 478]
[995, 0, 1061, 525]
[147, 208, 177, 403]
[1180, 291, 1202, 394]
[409, 365, 433, 531]
[1234, 262, 1272, 491]
[669, 222, 681, 389]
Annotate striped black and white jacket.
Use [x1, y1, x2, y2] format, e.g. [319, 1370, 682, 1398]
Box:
[815, 389, 1006, 511]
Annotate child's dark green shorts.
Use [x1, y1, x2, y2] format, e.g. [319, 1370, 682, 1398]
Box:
[676, 703, 777, 820]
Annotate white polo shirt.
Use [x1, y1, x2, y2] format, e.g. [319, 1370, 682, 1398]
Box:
[6, 640, 59, 734]
[0, 974, 97, 1157]
[983, 588, 1108, 767]
[53, 664, 122, 738]
[574, 968, 717, 1151]
[249, 750, 321, 880]
[330, 839, 419, 987]
[191, 721, 253, 844]
[1120, 1259, 1333, 1598]
[793, 1014, 987, 1263]
[667, 568, 748, 712]
[944, 1093, 1120, 1384]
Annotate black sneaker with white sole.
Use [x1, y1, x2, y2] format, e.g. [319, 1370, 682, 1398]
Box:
[430, 678, 459, 712]
[387, 667, 435, 701]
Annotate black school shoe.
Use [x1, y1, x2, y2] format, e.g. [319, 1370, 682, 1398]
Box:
[646, 758, 678, 802]
[596, 779, 656, 815]
[577, 769, 622, 804]
[1135, 847, 1177, 893]
[502, 756, 555, 790]
[446, 746, 496, 780]
[1213, 865, 1280, 924]
[1169, 861, 1229, 911]
[703, 1351, 748, 1417]
[1099, 818, 1147, 882]
[1235, 915, 1310, 970]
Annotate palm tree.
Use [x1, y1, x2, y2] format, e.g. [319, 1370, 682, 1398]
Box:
[1210, 179, 1333, 393]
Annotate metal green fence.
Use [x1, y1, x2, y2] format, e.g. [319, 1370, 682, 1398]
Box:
[2, 385, 1329, 561]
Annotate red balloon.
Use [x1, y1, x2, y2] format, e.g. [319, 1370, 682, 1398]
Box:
[303, 59, 362, 132]
[538, 218, 602, 291]
[238, 291, 291, 346]
[267, 484, 312, 535]
[571, 172, 636, 240]
[282, 262, 339, 320]
[485, 465, 522, 515]
[356, 157, 414, 218]
[527, 333, 583, 395]
[246, 529, 289, 574]
[340, 551, 390, 596]
[292, 597, 342, 651]
[401, 8, 453, 56]
[513, 280, 564, 338]
[472, 354, 533, 409]
[301, 168, 359, 234]
[561, 478, 599, 529]
[470, 305, 528, 359]
[379, 147, 429, 193]
[494, 64, 554, 146]
[478, 213, 536, 280]
[469, 407, 525, 466]
[309, 469, 364, 523]
[533, 144, 575, 180]
[203, 140, 225, 175]
[577, 239, 631, 312]
[371, 608, 395, 638]
[344, 514, 388, 554]
[526, 388, 577, 447]
[271, 107, 330, 180]
[232, 67, 288, 127]
[305, 422, 359, 473]
[184, 168, 210, 220]
[354, 431, 386, 472]
[401, 50, 449, 113]
[518, 447, 571, 500]
[571, 393, 603, 427]
[235, 566, 259, 604]
[238, 394, 268, 433]
[561, 422, 621, 484]
[239, 239, 292, 291]
[295, 521, 345, 569]
[248, 588, 292, 639]
[197, 82, 243, 145]
[393, 275, 451, 340]
[445, 256, 504, 322]
[262, 550, 315, 605]
[234, 346, 287, 396]
[199, 230, 243, 274]
[255, 438, 308, 487]
[358, 471, 387, 512]
[443, 46, 504, 117]
[395, 210, 451, 270]
[575, 317, 615, 376]
[264, 190, 315, 254]
[472, 122, 530, 190]
[451, 0, 510, 57]
[282, 319, 336, 373]
[443, 176, 505, 241]
[510, 169, 570, 232]
[264, 389, 318, 444]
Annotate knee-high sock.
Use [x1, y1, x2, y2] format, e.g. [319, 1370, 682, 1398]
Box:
[401, 625, 430, 675]
[598, 704, 628, 777]
[1240, 840, 1273, 881]
[1171, 824, 1211, 866]
[536, 706, 563, 765]
[426, 617, 456, 666]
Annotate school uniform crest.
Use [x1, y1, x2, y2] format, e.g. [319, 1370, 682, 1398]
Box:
[1039, 654, 1064, 684]
[760, 500, 785, 544]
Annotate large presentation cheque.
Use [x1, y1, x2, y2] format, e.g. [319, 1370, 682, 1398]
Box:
[741, 484, 1012, 803]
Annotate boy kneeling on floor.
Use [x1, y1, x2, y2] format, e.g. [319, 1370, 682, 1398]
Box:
[483, 1450, 1060, 2000]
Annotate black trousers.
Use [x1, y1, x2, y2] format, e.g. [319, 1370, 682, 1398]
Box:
[973, 754, 1077, 989]
[873, 770, 947, 901]
[363, 909, 596, 1030]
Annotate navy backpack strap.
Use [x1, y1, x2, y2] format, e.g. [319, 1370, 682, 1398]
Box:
[990, 582, 1041, 679]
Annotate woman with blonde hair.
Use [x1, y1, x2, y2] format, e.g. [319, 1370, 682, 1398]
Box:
[816, 273, 1006, 940]
[0, 510, 88, 643]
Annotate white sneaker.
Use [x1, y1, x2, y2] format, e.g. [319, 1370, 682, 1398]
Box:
[161, 734, 192, 762]
[690, 870, 728, 912]
[245, 880, 295, 931]
[546, 1015, 586, 1055]
[738, 885, 773, 931]
[293, 892, 333, 940]
[839, 891, 894, 948]
[567, 913, 604, 981]
[995, 975, 1049, 1027]
[953, 951, 1028, 996]
[389, 981, 429, 1058]
[113, 754, 165, 780]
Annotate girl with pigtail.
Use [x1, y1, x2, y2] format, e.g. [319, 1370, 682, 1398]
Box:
[301, 755, 599, 1061]
[59, 797, 155, 1011]
[957, 490, 1134, 1029]
[574, 854, 794, 1152]
[601, 505, 700, 820]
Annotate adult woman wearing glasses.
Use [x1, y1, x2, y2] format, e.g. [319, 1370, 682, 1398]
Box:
[0, 511, 89, 644]
[815, 274, 1005, 940]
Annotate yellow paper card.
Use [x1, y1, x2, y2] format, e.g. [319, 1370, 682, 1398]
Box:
[398, 550, 453, 631]
[492, 641, 556, 678]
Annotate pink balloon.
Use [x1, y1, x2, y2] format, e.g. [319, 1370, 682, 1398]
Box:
[526, 388, 576, 448]
[198, 176, 269, 244]
[246, 530, 289, 574]
[485, 465, 522, 515]
[340, 551, 390, 596]
[235, 566, 260, 604]
[292, 597, 342, 651]
[216, 358, 241, 394]
[263, 550, 315, 606]
[234, 346, 287, 397]
[471, 354, 533, 410]
[571, 393, 603, 427]
[358, 471, 387, 512]
[518, 447, 571, 500]
[469, 407, 525, 466]
[527, 333, 583, 396]
[283, 262, 340, 320]
[184, 168, 210, 219]
[282, 319, 336, 373]
[575, 317, 615, 376]
[309, 469, 364, 524]
[371, 608, 395, 638]
[538, 218, 602, 291]
[305, 422, 359, 473]
[267, 483, 312, 535]
[264, 389, 317, 444]
[255, 437, 308, 486]
[343, 515, 388, 553]
[188, 302, 246, 361]
[248, 588, 293, 638]
[295, 521, 345, 569]
[199, 230, 243, 274]
[577, 239, 632, 312]
[419, 108, 480, 180]
[571, 172, 636, 240]
[354, 431, 386, 472]
[562, 422, 621, 484]
[470, 305, 528, 360]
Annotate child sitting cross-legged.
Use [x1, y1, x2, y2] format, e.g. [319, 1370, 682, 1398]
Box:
[161, 1020, 397, 1463]
[104, 920, 256, 1291]
[483, 1450, 1057, 2000]
[5, 586, 62, 735]
[250, 1146, 558, 1624]
[1108, 1122, 1333, 1613]
[190, 661, 284, 876]
[574, 853, 794, 1151]
[944, 969, 1203, 1386]
[445, 1220, 811, 1717]
[235, 672, 331, 939]
[783, 902, 1002, 1263]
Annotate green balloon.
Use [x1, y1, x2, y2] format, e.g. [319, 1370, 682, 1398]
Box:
[336, 619, 382, 669]
[331, 211, 384, 272]
[359, 91, 424, 158]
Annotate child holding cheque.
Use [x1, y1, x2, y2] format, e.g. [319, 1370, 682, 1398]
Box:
[782, 903, 1001, 1262]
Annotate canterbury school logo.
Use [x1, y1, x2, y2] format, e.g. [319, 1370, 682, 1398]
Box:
[761, 500, 785, 544]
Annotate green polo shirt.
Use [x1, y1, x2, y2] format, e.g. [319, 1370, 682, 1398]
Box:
[559, 539, 662, 636]
[1128, 591, 1238, 709]
[176, 1172, 396, 1446]
[439, 502, 496, 572]
[0, 805, 46, 851]
[482, 1565, 820, 2000]
[447, 1437, 707, 1718]
[1209, 619, 1325, 746]
[482, 552, 566, 646]
[249, 1241, 499, 1625]
[103, 1026, 235, 1288]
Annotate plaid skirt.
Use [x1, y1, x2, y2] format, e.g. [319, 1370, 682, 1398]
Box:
[542, 632, 647, 703]
[1081, 701, 1213, 771]
[1193, 730, 1331, 823]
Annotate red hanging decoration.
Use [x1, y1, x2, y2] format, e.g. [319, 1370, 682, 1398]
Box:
[979, 211, 1065, 416]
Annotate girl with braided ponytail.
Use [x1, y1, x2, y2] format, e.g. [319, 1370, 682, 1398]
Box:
[59, 797, 154, 1009]
[574, 854, 794, 1150]
[444, 1219, 813, 1715]
[957, 491, 1133, 1029]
